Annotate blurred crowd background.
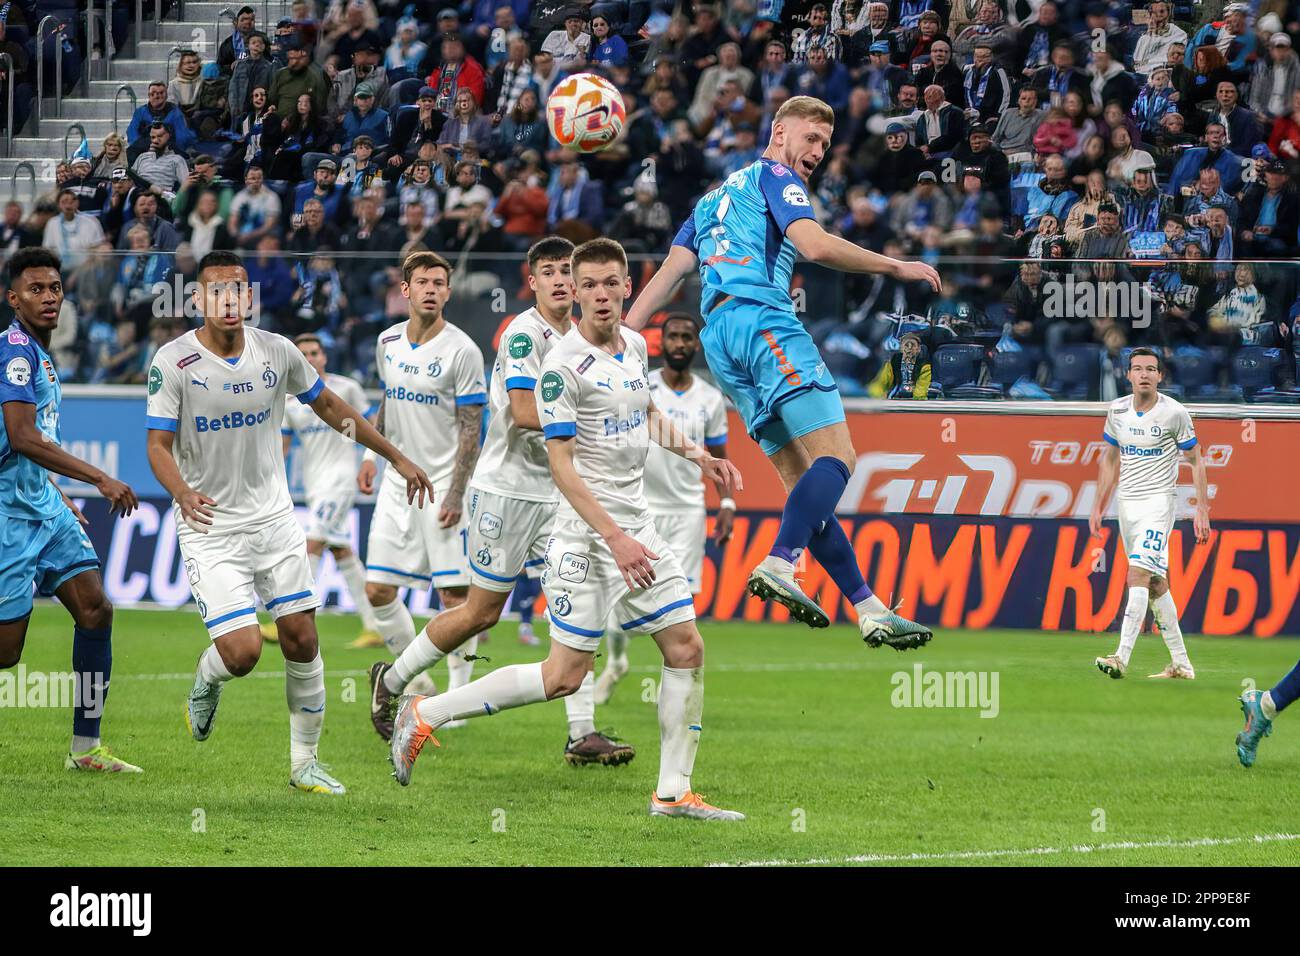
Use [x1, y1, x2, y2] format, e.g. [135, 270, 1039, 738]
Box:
[1, 0, 1299, 401]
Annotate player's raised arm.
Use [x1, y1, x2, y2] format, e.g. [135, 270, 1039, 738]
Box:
[785, 218, 941, 291]
[647, 399, 742, 497]
[624, 243, 698, 332]
[2, 401, 138, 515]
[307, 386, 434, 509]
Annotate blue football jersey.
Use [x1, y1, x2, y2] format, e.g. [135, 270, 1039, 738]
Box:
[673, 158, 816, 315]
[0, 322, 65, 520]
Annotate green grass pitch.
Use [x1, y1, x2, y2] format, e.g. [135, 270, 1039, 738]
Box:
[3, 606, 1298, 867]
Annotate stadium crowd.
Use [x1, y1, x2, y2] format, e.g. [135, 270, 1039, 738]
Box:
[1, 0, 1299, 400]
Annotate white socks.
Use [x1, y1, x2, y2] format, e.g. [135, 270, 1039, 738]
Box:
[285, 653, 325, 773]
[656, 665, 703, 802]
[336, 554, 379, 633]
[606, 629, 629, 673]
[372, 597, 417, 656]
[566, 671, 596, 738]
[198, 644, 234, 684]
[1150, 590, 1193, 671]
[385, 625, 447, 694]
[1116, 586, 1148, 666]
[855, 593, 888, 621]
[415, 662, 547, 728]
[70, 735, 99, 753]
[1261, 691, 1278, 720]
[445, 634, 480, 692]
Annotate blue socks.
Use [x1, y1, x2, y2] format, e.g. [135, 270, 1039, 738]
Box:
[72, 625, 113, 742]
[1270, 659, 1300, 714]
[513, 575, 540, 625]
[808, 518, 872, 606]
[771, 457, 851, 564]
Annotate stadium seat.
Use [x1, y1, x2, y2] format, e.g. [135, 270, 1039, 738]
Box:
[1235, 347, 1300, 404]
[1046, 344, 1100, 400]
[1169, 347, 1241, 402]
[988, 347, 1042, 393]
[933, 344, 1001, 399]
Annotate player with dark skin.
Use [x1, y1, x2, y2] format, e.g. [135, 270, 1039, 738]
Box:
[0, 259, 138, 669]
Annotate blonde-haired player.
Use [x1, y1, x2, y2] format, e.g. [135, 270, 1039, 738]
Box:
[390, 239, 746, 820]
[1091, 347, 1211, 680]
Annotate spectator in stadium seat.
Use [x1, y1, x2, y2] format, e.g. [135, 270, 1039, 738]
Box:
[1185, 3, 1255, 75]
[755, 38, 797, 107]
[1207, 263, 1267, 344]
[1147, 109, 1196, 179]
[292, 158, 348, 221]
[1068, 133, 1108, 188]
[1060, 91, 1097, 160]
[914, 39, 963, 111]
[495, 87, 550, 159]
[64, 157, 111, 214]
[287, 197, 342, 253]
[868, 332, 931, 399]
[43, 189, 106, 270]
[426, 32, 487, 113]
[90, 133, 128, 180]
[692, 42, 755, 125]
[543, 7, 593, 68]
[682, 4, 733, 80]
[1106, 125, 1156, 186]
[1180, 165, 1239, 225]
[173, 154, 235, 224]
[609, 179, 673, 253]
[530, 49, 561, 104]
[1131, 64, 1179, 139]
[396, 156, 442, 221]
[268, 39, 329, 118]
[831, 0, 872, 36]
[329, 41, 389, 120]
[1267, 89, 1300, 161]
[964, 41, 1012, 127]
[126, 83, 196, 160]
[385, 18, 428, 74]
[793, 45, 850, 114]
[228, 33, 274, 130]
[184, 190, 235, 261]
[168, 48, 206, 126]
[1179, 46, 1235, 127]
[1003, 260, 1051, 346]
[548, 159, 604, 232]
[1131, 0, 1187, 77]
[398, 200, 436, 249]
[218, 6, 259, 75]
[493, 162, 550, 251]
[1250, 33, 1300, 121]
[1031, 42, 1089, 110]
[914, 83, 966, 158]
[243, 234, 297, 326]
[627, 86, 685, 160]
[892, 170, 953, 249]
[1165, 122, 1245, 195]
[1022, 152, 1078, 229]
[867, 121, 927, 195]
[437, 88, 493, 156]
[992, 86, 1045, 161]
[489, 37, 535, 118]
[262, 92, 334, 181]
[955, 120, 1010, 203]
[228, 165, 282, 248]
[588, 11, 627, 67]
[390, 86, 447, 168]
[324, 0, 384, 68]
[1240, 160, 1300, 259]
[953, 0, 1016, 71]
[655, 117, 709, 223]
[132, 123, 191, 196]
[436, 161, 495, 252]
[117, 192, 181, 252]
[893, 9, 944, 70]
[1015, 1, 1066, 80]
[1087, 46, 1138, 117]
[1117, 167, 1170, 234]
[342, 135, 385, 196]
[1206, 81, 1263, 154]
[1065, 170, 1119, 243]
[336, 84, 391, 154]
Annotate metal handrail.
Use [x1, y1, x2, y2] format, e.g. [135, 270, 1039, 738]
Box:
[105, 0, 116, 81]
[10, 162, 36, 205]
[217, 6, 234, 58]
[114, 84, 138, 138]
[84, 0, 116, 83]
[0, 52, 13, 155]
[64, 123, 88, 160]
[35, 17, 60, 129]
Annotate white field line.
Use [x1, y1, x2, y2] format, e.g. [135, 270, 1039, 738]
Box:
[118, 661, 877, 681]
[712, 832, 1300, 867]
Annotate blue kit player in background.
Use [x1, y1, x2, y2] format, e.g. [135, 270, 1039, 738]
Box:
[626, 95, 940, 649]
[1236, 663, 1300, 768]
[0, 247, 143, 773]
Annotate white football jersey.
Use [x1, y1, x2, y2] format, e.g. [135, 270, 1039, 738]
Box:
[1103, 393, 1197, 499]
[146, 326, 321, 536]
[375, 319, 486, 493]
[472, 308, 569, 503]
[643, 368, 728, 513]
[536, 326, 653, 527]
[282, 372, 369, 497]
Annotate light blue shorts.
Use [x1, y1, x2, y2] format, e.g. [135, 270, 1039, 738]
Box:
[700, 297, 845, 455]
[0, 507, 99, 623]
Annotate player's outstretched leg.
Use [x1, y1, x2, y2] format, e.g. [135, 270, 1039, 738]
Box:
[1237, 660, 1298, 767]
[371, 586, 507, 740]
[187, 634, 252, 742]
[564, 663, 635, 766]
[594, 628, 630, 705]
[645, 621, 742, 821]
[1147, 583, 1194, 679]
[278, 611, 344, 794]
[51, 572, 142, 773]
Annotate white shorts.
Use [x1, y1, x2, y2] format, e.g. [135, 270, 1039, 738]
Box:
[466, 486, 557, 592]
[1118, 495, 1174, 577]
[541, 517, 696, 653]
[366, 483, 470, 590]
[304, 483, 355, 548]
[651, 508, 706, 594]
[178, 512, 320, 640]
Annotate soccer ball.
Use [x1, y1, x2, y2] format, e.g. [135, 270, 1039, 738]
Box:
[546, 73, 626, 153]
